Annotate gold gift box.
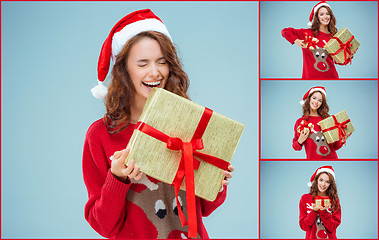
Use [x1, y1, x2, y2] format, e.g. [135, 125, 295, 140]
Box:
[315, 199, 322, 207]
[125, 88, 245, 201]
[315, 198, 330, 207]
[324, 199, 330, 207]
[304, 36, 319, 50]
[318, 110, 355, 144]
[324, 27, 360, 64]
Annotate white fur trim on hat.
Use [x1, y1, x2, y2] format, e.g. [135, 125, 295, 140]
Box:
[315, 167, 336, 180]
[309, 87, 326, 98]
[111, 18, 172, 61]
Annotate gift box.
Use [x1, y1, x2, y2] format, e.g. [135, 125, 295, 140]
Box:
[125, 88, 244, 238]
[125, 87, 244, 201]
[324, 27, 360, 65]
[303, 33, 319, 50]
[315, 196, 331, 208]
[297, 119, 314, 134]
[318, 110, 355, 144]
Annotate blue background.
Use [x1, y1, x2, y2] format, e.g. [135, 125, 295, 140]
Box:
[261, 80, 378, 159]
[260, 161, 378, 239]
[1, 1, 258, 238]
[260, 1, 378, 78]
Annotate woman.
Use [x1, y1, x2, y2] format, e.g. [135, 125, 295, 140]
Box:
[292, 86, 349, 159]
[281, 1, 354, 79]
[299, 166, 341, 239]
[83, 9, 234, 239]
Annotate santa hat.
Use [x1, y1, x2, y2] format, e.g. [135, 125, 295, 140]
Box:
[91, 9, 172, 99]
[300, 86, 326, 105]
[307, 165, 335, 187]
[307, 1, 331, 27]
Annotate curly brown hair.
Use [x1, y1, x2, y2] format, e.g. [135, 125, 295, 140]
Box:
[310, 172, 340, 211]
[310, 6, 337, 37]
[103, 31, 190, 133]
[302, 91, 330, 119]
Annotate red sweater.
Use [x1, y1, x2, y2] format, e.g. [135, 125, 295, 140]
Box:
[281, 28, 339, 79]
[82, 119, 227, 239]
[293, 116, 343, 159]
[299, 194, 341, 239]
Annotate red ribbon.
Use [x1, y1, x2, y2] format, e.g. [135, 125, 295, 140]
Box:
[135, 107, 230, 238]
[329, 35, 354, 65]
[303, 34, 318, 50]
[322, 115, 350, 144]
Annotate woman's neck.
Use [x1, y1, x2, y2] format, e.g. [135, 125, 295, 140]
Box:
[319, 25, 330, 34]
[318, 191, 327, 197]
[130, 97, 147, 124]
[309, 109, 320, 117]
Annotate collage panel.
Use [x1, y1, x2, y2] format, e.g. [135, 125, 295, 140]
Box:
[261, 80, 378, 159]
[1, 1, 259, 239]
[260, 1, 378, 79]
[260, 160, 378, 239]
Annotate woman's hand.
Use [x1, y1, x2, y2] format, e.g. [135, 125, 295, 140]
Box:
[341, 132, 352, 144]
[298, 128, 310, 145]
[222, 164, 235, 186]
[219, 165, 235, 192]
[294, 39, 307, 48]
[111, 147, 144, 182]
[311, 203, 322, 212]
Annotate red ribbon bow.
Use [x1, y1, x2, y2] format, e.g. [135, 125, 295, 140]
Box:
[135, 107, 230, 238]
[303, 33, 318, 50]
[322, 115, 350, 145]
[329, 35, 354, 65]
[297, 119, 314, 133]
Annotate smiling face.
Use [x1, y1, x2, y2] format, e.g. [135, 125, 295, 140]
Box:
[309, 91, 323, 112]
[127, 37, 169, 106]
[317, 7, 331, 27]
[317, 173, 331, 195]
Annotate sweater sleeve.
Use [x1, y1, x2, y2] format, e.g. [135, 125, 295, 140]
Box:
[319, 206, 341, 233]
[332, 140, 343, 151]
[281, 27, 307, 45]
[82, 128, 131, 238]
[299, 195, 318, 231]
[200, 185, 227, 217]
[293, 120, 303, 151]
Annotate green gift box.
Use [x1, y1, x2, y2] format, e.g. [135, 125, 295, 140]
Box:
[318, 110, 355, 144]
[125, 88, 244, 201]
[324, 27, 360, 65]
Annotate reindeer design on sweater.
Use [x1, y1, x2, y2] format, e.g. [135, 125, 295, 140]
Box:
[309, 131, 331, 157]
[311, 46, 330, 72]
[128, 174, 196, 239]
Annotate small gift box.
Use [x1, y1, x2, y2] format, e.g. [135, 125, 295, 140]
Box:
[125, 88, 244, 238]
[315, 196, 331, 208]
[318, 110, 355, 144]
[324, 27, 360, 65]
[297, 119, 314, 134]
[303, 33, 319, 50]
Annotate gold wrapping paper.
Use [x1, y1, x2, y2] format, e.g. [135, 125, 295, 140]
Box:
[324, 27, 360, 64]
[315, 199, 322, 207]
[125, 88, 245, 201]
[324, 199, 330, 207]
[318, 110, 355, 144]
